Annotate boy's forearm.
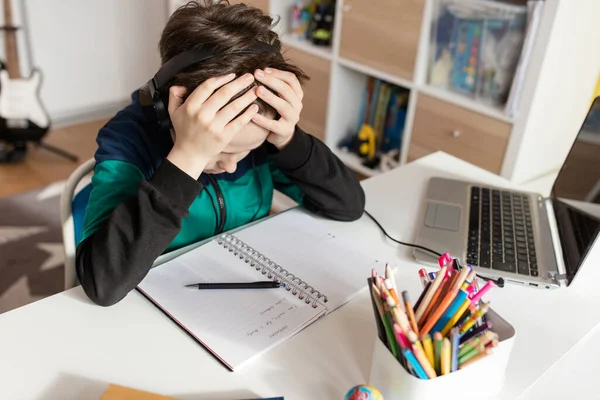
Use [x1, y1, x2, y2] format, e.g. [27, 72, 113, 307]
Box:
[269, 127, 365, 221]
[76, 159, 202, 306]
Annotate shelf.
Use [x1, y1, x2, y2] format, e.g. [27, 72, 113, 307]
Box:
[418, 85, 515, 124]
[338, 57, 414, 90]
[280, 34, 333, 61]
[333, 149, 381, 178]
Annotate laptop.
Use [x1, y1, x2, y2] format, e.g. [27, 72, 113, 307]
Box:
[413, 97, 600, 288]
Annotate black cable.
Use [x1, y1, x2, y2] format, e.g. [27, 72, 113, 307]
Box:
[364, 210, 442, 257]
[364, 209, 505, 288]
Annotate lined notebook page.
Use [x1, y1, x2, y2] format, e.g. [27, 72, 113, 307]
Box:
[138, 240, 326, 370]
[233, 209, 383, 311]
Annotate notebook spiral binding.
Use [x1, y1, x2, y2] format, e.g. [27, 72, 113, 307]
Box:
[218, 233, 328, 309]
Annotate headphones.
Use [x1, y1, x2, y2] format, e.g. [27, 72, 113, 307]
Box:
[139, 42, 280, 132]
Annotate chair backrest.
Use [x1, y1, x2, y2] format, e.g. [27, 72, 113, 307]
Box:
[60, 158, 95, 290]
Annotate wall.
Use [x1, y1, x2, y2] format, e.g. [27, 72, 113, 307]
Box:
[503, 0, 600, 183]
[0, 0, 167, 125]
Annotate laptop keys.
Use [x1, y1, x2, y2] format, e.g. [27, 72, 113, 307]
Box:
[469, 188, 538, 277]
[518, 260, 530, 275]
[492, 261, 516, 273]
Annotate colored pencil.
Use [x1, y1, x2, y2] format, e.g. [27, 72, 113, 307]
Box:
[460, 321, 493, 344]
[450, 328, 460, 372]
[459, 331, 497, 358]
[382, 307, 399, 358]
[441, 338, 451, 375]
[420, 267, 471, 336]
[413, 281, 431, 311]
[385, 279, 402, 310]
[459, 303, 490, 335]
[441, 296, 471, 336]
[412, 344, 437, 379]
[459, 349, 491, 369]
[386, 294, 411, 333]
[458, 345, 484, 365]
[422, 333, 435, 368]
[432, 289, 469, 334]
[417, 274, 449, 325]
[433, 332, 443, 374]
[372, 284, 384, 313]
[403, 349, 428, 379]
[402, 291, 419, 335]
[415, 266, 447, 323]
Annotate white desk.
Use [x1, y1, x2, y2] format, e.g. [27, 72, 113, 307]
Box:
[1, 152, 599, 400]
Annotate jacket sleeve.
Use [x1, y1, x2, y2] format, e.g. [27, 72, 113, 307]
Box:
[268, 126, 365, 221]
[76, 159, 202, 307]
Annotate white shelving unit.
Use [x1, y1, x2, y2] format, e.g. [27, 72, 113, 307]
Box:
[168, 0, 600, 183]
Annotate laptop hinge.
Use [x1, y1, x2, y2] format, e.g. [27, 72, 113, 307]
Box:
[543, 198, 568, 279]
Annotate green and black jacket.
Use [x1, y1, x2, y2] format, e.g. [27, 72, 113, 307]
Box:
[76, 91, 365, 306]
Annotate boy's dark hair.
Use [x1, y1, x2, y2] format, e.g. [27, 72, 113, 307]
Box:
[159, 0, 309, 115]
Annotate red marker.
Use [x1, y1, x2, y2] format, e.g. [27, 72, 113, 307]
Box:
[418, 269, 430, 288]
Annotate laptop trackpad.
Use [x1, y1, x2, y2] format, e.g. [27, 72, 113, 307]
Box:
[424, 202, 461, 232]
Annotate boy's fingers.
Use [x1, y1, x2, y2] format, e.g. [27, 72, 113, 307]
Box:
[185, 73, 237, 111]
[251, 112, 280, 133]
[254, 70, 301, 109]
[201, 73, 256, 116]
[168, 86, 187, 116]
[264, 68, 303, 99]
[224, 104, 260, 138]
[256, 86, 295, 120]
[213, 88, 258, 131]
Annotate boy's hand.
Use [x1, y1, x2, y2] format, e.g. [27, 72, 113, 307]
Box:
[252, 68, 304, 150]
[166, 73, 259, 178]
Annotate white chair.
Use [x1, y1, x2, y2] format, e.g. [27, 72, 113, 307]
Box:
[60, 158, 95, 290]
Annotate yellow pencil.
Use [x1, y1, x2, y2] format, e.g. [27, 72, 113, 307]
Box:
[440, 298, 471, 336]
[441, 338, 451, 375]
[422, 333, 435, 368]
[459, 303, 490, 335]
[408, 331, 437, 378]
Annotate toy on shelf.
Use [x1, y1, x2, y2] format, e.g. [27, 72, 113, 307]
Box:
[290, 0, 335, 47]
[339, 77, 409, 172]
[429, 0, 527, 106]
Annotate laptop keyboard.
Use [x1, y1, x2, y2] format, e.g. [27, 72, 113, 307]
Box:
[466, 187, 538, 276]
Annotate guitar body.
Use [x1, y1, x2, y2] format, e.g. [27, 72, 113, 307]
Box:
[0, 69, 50, 143]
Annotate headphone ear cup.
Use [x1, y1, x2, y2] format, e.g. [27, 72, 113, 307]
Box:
[153, 93, 172, 132]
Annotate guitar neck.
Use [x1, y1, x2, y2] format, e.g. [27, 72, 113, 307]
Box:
[3, 0, 21, 79]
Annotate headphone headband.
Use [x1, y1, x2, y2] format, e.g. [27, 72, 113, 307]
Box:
[140, 41, 279, 131]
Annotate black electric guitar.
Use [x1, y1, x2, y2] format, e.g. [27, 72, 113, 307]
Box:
[0, 0, 51, 161]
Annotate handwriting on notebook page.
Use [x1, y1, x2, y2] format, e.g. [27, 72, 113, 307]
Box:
[246, 298, 297, 338]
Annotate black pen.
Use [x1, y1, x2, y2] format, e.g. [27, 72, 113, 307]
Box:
[185, 281, 281, 289]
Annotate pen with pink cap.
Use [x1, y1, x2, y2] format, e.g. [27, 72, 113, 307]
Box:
[470, 281, 496, 306]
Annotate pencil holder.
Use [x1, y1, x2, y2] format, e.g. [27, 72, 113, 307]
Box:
[368, 309, 516, 399]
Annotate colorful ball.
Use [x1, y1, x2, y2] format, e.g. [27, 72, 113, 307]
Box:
[344, 385, 384, 400]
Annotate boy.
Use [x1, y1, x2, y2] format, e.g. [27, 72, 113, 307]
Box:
[77, 0, 365, 306]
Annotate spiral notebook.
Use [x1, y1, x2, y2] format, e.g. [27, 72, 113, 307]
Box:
[138, 208, 382, 371]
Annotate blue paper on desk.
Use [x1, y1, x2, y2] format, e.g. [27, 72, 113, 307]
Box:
[246, 398, 283, 400]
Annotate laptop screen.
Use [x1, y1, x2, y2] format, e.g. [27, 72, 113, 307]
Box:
[551, 97, 600, 282]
